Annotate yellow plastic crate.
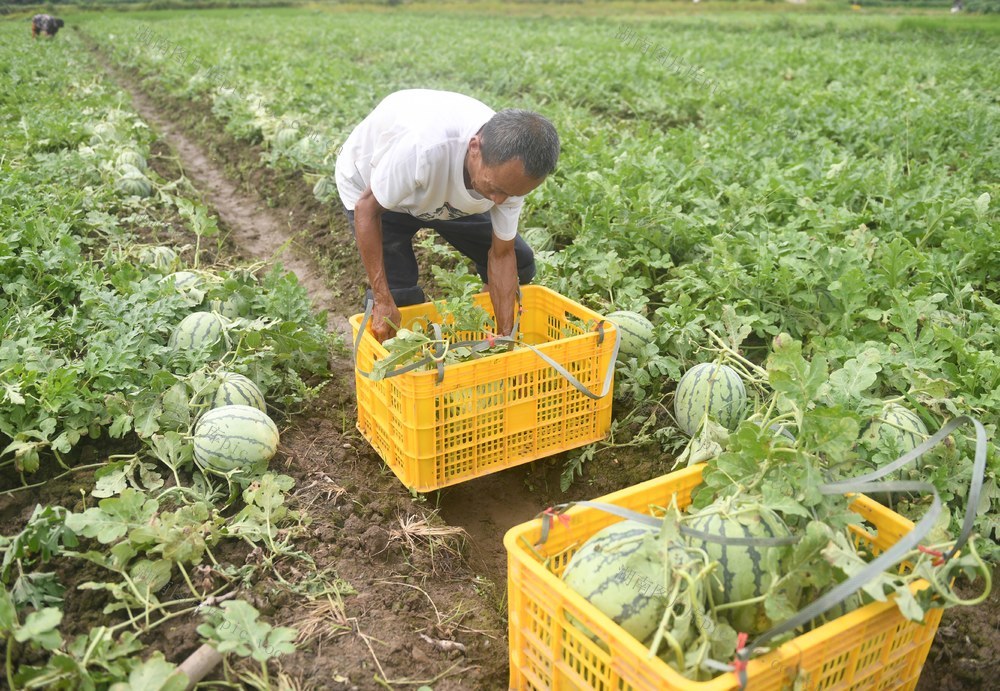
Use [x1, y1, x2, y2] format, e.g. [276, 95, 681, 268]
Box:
[349, 285, 617, 492]
[505, 464, 943, 691]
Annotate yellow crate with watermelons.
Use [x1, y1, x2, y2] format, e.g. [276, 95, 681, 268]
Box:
[349, 285, 620, 492]
[506, 409, 989, 691]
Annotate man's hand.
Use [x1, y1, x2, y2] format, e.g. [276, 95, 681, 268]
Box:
[487, 236, 518, 336]
[372, 299, 402, 343]
[354, 186, 399, 343]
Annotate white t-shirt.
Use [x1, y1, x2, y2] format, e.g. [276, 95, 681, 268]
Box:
[335, 89, 524, 241]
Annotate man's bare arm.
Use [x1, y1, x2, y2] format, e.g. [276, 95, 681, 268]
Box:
[354, 187, 401, 342]
[487, 235, 518, 336]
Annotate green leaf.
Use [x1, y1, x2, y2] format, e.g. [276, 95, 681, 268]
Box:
[154, 502, 214, 564]
[197, 599, 297, 662]
[93, 461, 130, 498]
[129, 559, 173, 594]
[973, 192, 990, 218]
[65, 489, 159, 544]
[0, 589, 17, 632]
[10, 572, 65, 610]
[767, 334, 828, 409]
[799, 407, 860, 467]
[15, 607, 63, 650]
[763, 587, 799, 624]
[133, 392, 164, 438]
[157, 382, 191, 432]
[108, 653, 188, 691]
[825, 348, 881, 404]
[148, 432, 192, 473]
[760, 485, 811, 519]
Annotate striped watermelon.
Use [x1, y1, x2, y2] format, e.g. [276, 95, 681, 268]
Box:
[686, 502, 795, 634]
[170, 312, 225, 351]
[116, 149, 148, 171]
[604, 311, 654, 360]
[89, 122, 121, 144]
[207, 293, 250, 319]
[138, 246, 177, 272]
[117, 163, 145, 179]
[674, 363, 747, 436]
[313, 176, 337, 202]
[213, 372, 267, 412]
[870, 405, 928, 454]
[193, 404, 278, 476]
[275, 127, 300, 149]
[562, 520, 667, 642]
[161, 271, 207, 303]
[117, 173, 152, 198]
[520, 226, 554, 251]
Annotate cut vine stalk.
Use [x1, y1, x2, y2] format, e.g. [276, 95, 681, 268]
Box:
[705, 329, 768, 380]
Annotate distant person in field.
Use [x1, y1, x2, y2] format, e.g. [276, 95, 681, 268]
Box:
[31, 14, 65, 39]
[335, 89, 560, 342]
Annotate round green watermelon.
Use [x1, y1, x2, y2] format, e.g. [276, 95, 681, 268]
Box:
[520, 226, 555, 252]
[674, 363, 747, 436]
[116, 149, 148, 171]
[117, 163, 145, 179]
[169, 312, 225, 351]
[871, 405, 928, 454]
[686, 501, 796, 634]
[117, 173, 152, 198]
[207, 293, 250, 319]
[562, 520, 668, 642]
[162, 271, 203, 291]
[89, 122, 121, 144]
[312, 176, 336, 202]
[213, 372, 266, 412]
[138, 246, 178, 272]
[193, 404, 278, 476]
[604, 310, 654, 360]
[274, 127, 300, 149]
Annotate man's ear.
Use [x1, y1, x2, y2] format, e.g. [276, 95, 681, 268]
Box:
[468, 134, 482, 157]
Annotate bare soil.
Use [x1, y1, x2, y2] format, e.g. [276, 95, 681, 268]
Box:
[26, 33, 993, 691]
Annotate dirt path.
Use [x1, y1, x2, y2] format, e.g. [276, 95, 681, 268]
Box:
[87, 39, 552, 591]
[38, 27, 1000, 691]
[84, 40, 518, 689]
[123, 80, 354, 335]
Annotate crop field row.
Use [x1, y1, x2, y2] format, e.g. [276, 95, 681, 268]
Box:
[85, 7, 1000, 542]
[0, 22, 345, 689]
[2, 4, 999, 689]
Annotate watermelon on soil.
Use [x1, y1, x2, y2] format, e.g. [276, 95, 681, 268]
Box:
[193, 404, 278, 476]
[138, 246, 178, 272]
[117, 173, 153, 198]
[275, 127, 300, 148]
[213, 371, 267, 412]
[604, 310, 654, 360]
[520, 226, 555, 252]
[116, 149, 148, 171]
[869, 404, 928, 454]
[170, 311, 225, 351]
[674, 363, 747, 436]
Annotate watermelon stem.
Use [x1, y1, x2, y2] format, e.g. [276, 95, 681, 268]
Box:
[705, 329, 768, 380]
[917, 538, 992, 608]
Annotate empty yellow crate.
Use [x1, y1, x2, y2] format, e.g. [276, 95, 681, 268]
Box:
[349, 285, 617, 492]
[505, 464, 943, 691]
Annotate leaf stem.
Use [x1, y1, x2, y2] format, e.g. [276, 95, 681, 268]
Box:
[6, 635, 16, 691]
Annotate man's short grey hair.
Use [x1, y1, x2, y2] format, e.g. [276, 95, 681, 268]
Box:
[479, 110, 560, 179]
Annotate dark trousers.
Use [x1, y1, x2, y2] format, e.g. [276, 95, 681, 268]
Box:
[345, 209, 536, 307]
